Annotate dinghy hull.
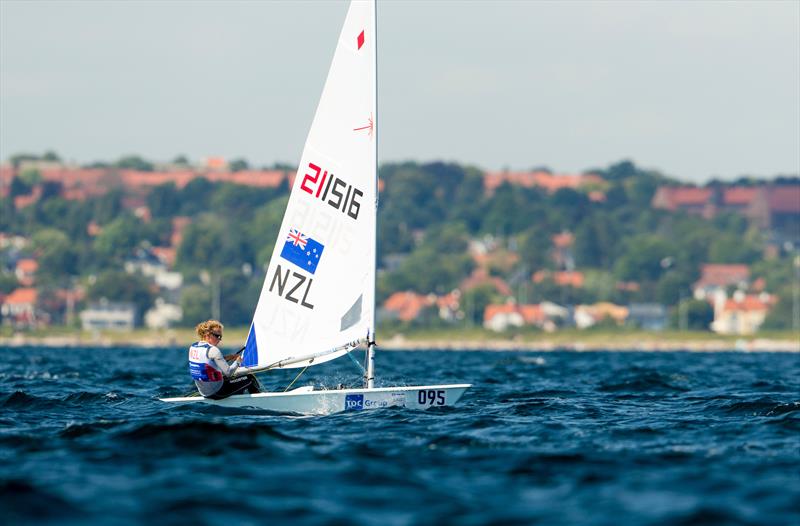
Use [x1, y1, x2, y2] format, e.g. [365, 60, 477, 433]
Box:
[160, 384, 471, 415]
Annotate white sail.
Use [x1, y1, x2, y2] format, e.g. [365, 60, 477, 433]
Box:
[242, 0, 377, 371]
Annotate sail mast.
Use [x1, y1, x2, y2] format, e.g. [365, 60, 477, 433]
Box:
[366, 0, 378, 389]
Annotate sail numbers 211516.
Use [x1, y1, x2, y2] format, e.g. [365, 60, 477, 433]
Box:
[301, 162, 363, 220]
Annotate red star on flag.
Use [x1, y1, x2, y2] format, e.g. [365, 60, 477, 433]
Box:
[357, 30, 365, 50]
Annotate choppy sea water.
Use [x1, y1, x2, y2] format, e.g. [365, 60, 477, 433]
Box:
[1, 347, 798, 526]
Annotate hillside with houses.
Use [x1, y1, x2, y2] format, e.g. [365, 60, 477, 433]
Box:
[1, 152, 798, 338]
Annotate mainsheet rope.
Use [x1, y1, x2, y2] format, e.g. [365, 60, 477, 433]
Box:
[283, 365, 309, 392]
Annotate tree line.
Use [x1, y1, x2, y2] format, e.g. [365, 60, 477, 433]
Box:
[1, 157, 797, 329]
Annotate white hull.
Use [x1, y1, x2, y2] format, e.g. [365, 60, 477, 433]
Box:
[160, 384, 471, 415]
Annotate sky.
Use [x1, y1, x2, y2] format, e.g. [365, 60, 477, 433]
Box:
[1, 0, 798, 183]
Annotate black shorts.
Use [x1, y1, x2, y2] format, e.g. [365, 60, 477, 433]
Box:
[206, 375, 261, 400]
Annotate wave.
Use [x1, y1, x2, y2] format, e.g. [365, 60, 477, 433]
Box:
[0, 478, 85, 520]
[598, 369, 689, 394]
[59, 419, 126, 438]
[718, 398, 799, 417]
[109, 420, 315, 451]
[62, 391, 125, 404]
[0, 391, 51, 410]
[659, 506, 751, 526]
[1, 390, 128, 412]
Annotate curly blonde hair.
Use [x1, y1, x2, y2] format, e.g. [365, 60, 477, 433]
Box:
[196, 319, 224, 340]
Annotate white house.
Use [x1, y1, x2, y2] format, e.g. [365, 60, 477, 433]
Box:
[144, 298, 183, 329]
[80, 300, 136, 330]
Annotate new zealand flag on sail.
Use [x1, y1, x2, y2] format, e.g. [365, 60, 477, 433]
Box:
[280, 228, 325, 274]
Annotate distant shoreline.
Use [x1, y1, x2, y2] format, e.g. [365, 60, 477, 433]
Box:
[2, 329, 797, 352]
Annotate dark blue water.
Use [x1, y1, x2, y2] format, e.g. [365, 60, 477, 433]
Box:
[1, 348, 798, 526]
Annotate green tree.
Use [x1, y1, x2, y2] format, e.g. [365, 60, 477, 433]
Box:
[9, 177, 32, 198]
[670, 299, 713, 330]
[247, 196, 289, 265]
[461, 284, 499, 326]
[146, 183, 181, 219]
[92, 189, 125, 224]
[482, 183, 545, 236]
[217, 268, 261, 325]
[209, 183, 275, 219]
[10, 153, 40, 169]
[88, 270, 155, 321]
[707, 233, 761, 264]
[550, 188, 591, 228]
[381, 246, 474, 295]
[93, 215, 146, 260]
[42, 150, 61, 162]
[574, 212, 619, 269]
[31, 228, 80, 284]
[0, 272, 18, 294]
[229, 158, 250, 172]
[761, 289, 796, 330]
[614, 235, 676, 282]
[177, 214, 253, 271]
[518, 225, 552, 270]
[180, 284, 212, 327]
[179, 177, 216, 215]
[115, 155, 154, 171]
[655, 269, 694, 306]
[18, 168, 42, 186]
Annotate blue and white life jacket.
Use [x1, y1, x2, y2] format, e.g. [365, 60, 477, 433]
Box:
[188, 342, 224, 382]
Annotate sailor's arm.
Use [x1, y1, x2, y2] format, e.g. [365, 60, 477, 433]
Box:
[208, 346, 240, 377]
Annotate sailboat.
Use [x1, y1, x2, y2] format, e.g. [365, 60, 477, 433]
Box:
[161, 0, 470, 414]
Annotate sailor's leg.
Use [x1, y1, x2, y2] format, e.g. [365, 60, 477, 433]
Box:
[207, 376, 251, 399]
[246, 374, 262, 394]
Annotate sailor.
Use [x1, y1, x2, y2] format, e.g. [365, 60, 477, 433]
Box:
[188, 319, 260, 399]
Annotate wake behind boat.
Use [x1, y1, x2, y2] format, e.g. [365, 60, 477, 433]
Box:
[161, 0, 470, 414]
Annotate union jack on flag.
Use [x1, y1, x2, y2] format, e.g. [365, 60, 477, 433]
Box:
[280, 228, 325, 275]
[286, 229, 307, 250]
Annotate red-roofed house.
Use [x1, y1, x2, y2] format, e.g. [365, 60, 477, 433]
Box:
[533, 270, 585, 288]
[574, 302, 629, 329]
[651, 186, 713, 216]
[551, 232, 574, 269]
[484, 170, 605, 195]
[748, 186, 800, 233]
[151, 247, 177, 268]
[653, 185, 800, 237]
[13, 186, 43, 209]
[461, 269, 512, 297]
[15, 258, 38, 286]
[483, 302, 565, 332]
[381, 291, 435, 322]
[711, 292, 775, 335]
[206, 170, 288, 188]
[693, 264, 750, 300]
[723, 187, 759, 211]
[0, 164, 14, 197]
[484, 303, 525, 331]
[1, 287, 38, 326]
[552, 232, 574, 249]
[87, 221, 102, 237]
[171, 216, 192, 248]
[205, 157, 228, 171]
[435, 291, 462, 322]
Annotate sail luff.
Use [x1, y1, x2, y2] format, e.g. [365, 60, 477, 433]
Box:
[366, 0, 378, 389]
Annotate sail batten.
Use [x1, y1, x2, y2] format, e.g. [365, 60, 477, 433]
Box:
[246, 1, 376, 371]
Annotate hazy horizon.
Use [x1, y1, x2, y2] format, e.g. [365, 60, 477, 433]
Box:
[2, 0, 798, 183]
